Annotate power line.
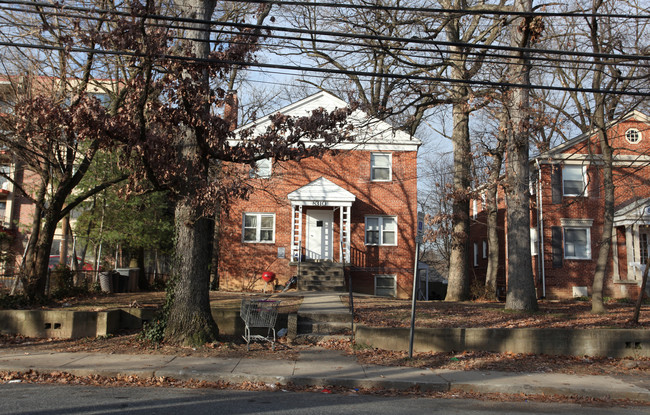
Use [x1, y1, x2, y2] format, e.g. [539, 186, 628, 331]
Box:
[1, 39, 648, 97]
[2, 0, 650, 64]
[5, 11, 646, 75]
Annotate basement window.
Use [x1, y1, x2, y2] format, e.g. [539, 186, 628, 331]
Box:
[374, 274, 396, 297]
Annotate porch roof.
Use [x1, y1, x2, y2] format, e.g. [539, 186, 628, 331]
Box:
[614, 197, 650, 226]
[287, 177, 356, 207]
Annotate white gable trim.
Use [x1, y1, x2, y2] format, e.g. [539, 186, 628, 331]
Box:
[232, 91, 421, 152]
[287, 177, 356, 207]
[614, 198, 650, 227]
[535, 110, 650, 159]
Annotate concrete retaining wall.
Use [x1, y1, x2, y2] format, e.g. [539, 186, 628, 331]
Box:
[354, 325, 650, 358]
[0, 307, 288, 339]
[0, 309, 122, 338]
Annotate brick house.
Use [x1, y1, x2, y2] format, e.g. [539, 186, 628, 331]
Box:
[218, 92, 421, 298]
[0, 76, 114, 277]
[470, 111, 650, 300]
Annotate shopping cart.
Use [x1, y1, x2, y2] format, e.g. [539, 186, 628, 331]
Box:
[240, 299, 280, 350]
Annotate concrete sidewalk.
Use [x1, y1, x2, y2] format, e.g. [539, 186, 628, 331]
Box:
[0, 348, 648, 402]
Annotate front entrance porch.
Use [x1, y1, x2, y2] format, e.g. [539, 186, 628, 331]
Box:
[287, 177, 356, 264]
[613, 198, 650, 290]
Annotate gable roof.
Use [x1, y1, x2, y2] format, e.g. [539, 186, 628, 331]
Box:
[614, 197, 650, 226]
[537, 111, 650, 160]
[234, 91, 421, 151]
[287, 177, 356, 206]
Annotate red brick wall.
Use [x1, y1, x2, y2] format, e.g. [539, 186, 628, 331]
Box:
[470, 116, 650, 300]
[218, 149, 418, 298]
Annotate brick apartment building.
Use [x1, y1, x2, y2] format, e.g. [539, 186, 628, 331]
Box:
[0, 76, 114, 275]
[218, 92, 421, 298]
[470, 111, 650, 299]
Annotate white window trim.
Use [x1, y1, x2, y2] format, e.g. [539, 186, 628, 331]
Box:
[563, 225, 592, 260]
[482, 240, 487, 259]
[365, 215, 398, 246]
[374, 274, 396, 297]
[625, 128, 642, 144]
[250, 158, 272, 179]
[370, 152, 392, 182]
[242, 213, 275, 243]
[562, 164, 588, 197]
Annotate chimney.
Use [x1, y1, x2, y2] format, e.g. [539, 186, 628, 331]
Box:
[224, 90, 238, 131]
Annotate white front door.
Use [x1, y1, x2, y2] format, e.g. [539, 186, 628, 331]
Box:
[306, 210, 333, 260]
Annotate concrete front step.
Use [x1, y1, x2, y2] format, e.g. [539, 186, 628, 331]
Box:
[295, 261, 346, 292]
[298, 321, 352, 335]
[299, 311, 351, 324]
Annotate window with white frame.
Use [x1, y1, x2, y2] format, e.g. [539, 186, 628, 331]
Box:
[243, 213, 275, 243]
[374, 274, 396, 297]
[482, 240, 487, 259]
[0, 165, 9, 191]
[562, 164, 588, 196]
[249, 158, 272, 178]
[625, 128, 641, 144]
[365, 216, 397, 245]
[370, 153, 391, 181]
[564, 227, 591, 259]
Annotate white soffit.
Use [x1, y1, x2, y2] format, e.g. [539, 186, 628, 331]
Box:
[288, 177, 356, 206]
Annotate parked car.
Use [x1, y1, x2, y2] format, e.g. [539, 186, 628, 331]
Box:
[48, 255, 96, 271]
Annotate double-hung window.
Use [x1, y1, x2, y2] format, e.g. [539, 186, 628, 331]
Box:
[562, 165, 587, 196]
[365, 216, 397, 246]
[370, 153, 391, 181]
[560, 219, 593, 260]
[249, 158, 272, 178]
[564, 227, 590, 259]
[243, 213, 275, 243]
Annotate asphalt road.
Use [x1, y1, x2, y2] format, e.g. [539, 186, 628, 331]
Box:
[1, 383, 649, 415]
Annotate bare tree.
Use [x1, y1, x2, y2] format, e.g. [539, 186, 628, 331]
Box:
[537, 0, 650, 312]
[503, 0, 541, 311]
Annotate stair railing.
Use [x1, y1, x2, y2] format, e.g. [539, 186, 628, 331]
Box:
[341, 240, 354, 340]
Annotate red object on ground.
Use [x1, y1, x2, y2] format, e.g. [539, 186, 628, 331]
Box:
[262, 271, 276, 283]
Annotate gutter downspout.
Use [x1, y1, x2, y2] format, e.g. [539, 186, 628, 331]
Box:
[536, 159, 546, 298]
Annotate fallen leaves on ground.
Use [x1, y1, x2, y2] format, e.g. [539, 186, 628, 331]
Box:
[352, 298, 650, 329]
[1, 370, 648, 408]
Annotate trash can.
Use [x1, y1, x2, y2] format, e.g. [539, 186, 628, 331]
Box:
[115, 268, 139, 292]
[99, 272, 113, 293]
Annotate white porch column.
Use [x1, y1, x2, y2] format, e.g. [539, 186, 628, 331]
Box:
[612, 227, 619, 279]
[291, 204, 303, 261]
[633, 224, 641, 280]
[626, 225, 634, 280]
[339, 205, 351, 263]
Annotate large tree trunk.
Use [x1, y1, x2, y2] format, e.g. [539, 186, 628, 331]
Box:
[444, 14, 472, 301]
[164, 201, 218, 345]
[163, 0, 219, 346]
[504, 0, 538, 311]
[485, 112, 507, 299]
[590, 0, 610, 314]
[445, 98, 471, 301]
[23, 209, 60, 299]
